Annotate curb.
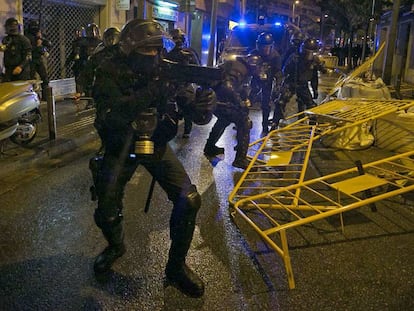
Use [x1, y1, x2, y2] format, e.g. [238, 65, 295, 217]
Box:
[1, 129, 98, 179]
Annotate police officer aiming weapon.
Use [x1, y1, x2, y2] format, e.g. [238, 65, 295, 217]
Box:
[89, 18, 219, 298]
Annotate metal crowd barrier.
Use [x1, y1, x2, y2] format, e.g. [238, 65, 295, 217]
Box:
[228, 98, 414, 289]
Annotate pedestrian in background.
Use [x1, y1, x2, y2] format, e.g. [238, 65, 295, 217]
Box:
[24, 19, 51, 100]
[1, 17, 32, 82]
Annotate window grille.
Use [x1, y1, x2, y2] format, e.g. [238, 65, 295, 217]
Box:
[23, 0, 100, 80]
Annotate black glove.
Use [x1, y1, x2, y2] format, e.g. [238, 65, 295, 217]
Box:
[191, 87, 217, 125]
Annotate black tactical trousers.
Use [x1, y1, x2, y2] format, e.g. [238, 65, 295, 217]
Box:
[260, 83, 273, 132]
[94, 131, 200, 265]
[30, 60, 49, 99]
[206, 103, 251, 160]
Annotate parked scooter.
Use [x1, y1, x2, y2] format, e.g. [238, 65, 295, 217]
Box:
[0, 80, 42, 145]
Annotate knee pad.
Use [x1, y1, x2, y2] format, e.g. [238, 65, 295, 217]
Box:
[170, 187, 201, 240]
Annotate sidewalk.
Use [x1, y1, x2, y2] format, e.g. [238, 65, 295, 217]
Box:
[0, 98, 98, 180]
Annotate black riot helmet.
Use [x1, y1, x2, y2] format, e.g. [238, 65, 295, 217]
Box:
[28, 20, 40, 35]
[85, 23, 101, 39]
[299, 38, 319, 60]
[119, 19, 175, 57]
[102, 27, 120, 47]
[290, 32, 305, 47]
[170, 28, 187, 48]
[256, 32, 274, 56]
[5, 17, 20, 35]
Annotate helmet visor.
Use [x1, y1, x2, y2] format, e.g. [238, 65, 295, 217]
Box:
[134, 34, 175, 54]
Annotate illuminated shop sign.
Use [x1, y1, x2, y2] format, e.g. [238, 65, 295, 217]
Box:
[152, 5, 178, 21]
[116, 0, 130, 10]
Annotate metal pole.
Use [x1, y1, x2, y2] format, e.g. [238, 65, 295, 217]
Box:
[185, 11, 192, 46]
[207, 0, 218, 66]
[367, 0, 376, 51]
[45, 86, 57, 140]
[382, 0, 400, 85]
[292, 1, 299, 25]
[320, 15, 323, 43]
[241, 0, 246, 18]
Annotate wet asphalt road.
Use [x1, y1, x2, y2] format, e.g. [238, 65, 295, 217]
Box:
[0, 93, 413, 309]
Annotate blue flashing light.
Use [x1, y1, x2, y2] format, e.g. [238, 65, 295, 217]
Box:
[238, 20, 247, 27]
[274, 22, 282, 27]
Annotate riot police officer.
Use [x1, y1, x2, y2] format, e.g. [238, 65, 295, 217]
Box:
[25, 20, 51, 100]
[274, 38, 325, 125]
[281, 31, 305, 67]
[77, 26, 120, 109]
[247, 32, 282, 134]
[1, 17, 32, 82]
[74, 23, 102, 95]
[91, 19, 216, 298]
[165, 28, 201, 138]
[66, 26, 85, 82]
[203, 58, 252, 169]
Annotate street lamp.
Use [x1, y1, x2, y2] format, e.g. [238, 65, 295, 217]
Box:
[320, 13, 328, 45]
[292, 1, 299, 26]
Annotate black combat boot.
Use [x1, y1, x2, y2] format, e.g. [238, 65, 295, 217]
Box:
[166, 200, 204, 297]
[94, 244, 126, 275]
[262, 123, 269, 134]
[204, 119, 227, 157]
[203, 144, 224, 157]
[232, 157, 250, 169]
[165, 259, 205, 298]
[94, 221, 126, 276]
[232, 139, 250, 169]
[232, 124, 250, 170]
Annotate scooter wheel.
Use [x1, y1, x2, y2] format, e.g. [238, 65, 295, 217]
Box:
[10, 122, 37, 145]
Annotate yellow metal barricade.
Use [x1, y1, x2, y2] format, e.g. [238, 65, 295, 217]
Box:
[229, 124, 316, 204]
[232, 151, 414, 289]
[326, 42, 386, 98]
[231, 98, 414, 204]
[319, 55, 338, 69]
[228, 98, 414, 289]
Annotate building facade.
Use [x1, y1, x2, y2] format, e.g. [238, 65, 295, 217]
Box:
[374, 3, 414, 86]
[0, 0, 239, 83]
